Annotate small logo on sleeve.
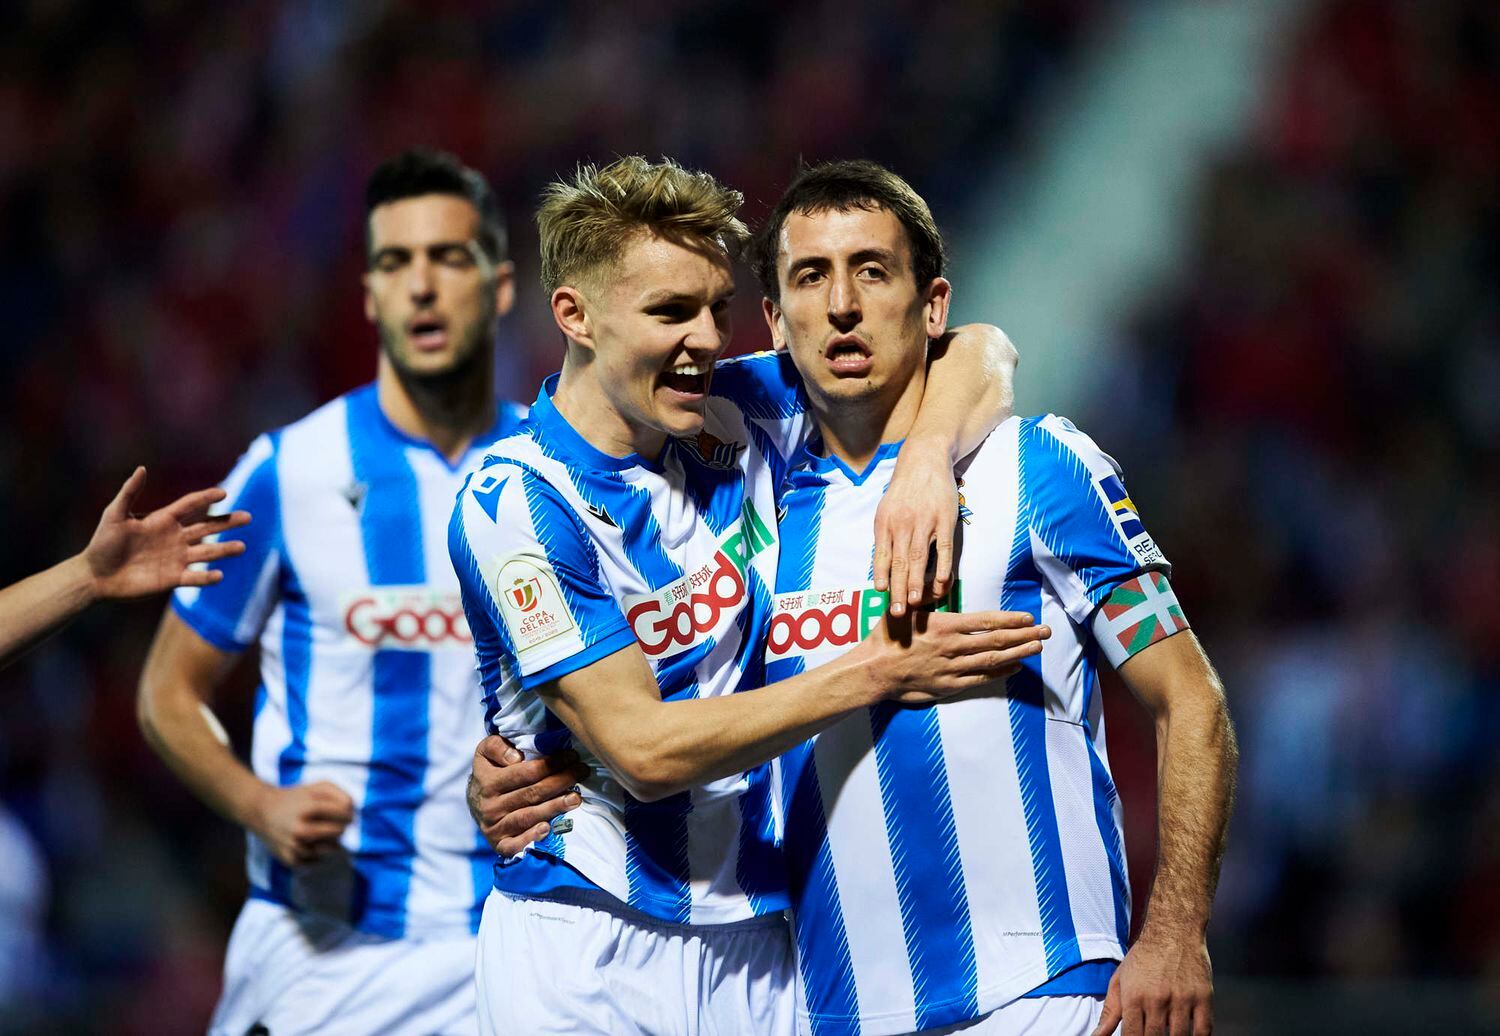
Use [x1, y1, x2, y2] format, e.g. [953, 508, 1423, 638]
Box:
[473, 475, 509, 524]
[493, 556, 576, 653]
[1095, 472, 1166, 567]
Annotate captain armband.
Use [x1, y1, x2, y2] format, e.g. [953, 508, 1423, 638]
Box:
[1092, 571, 1189, 669]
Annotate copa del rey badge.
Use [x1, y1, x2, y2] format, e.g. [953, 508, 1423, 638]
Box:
[493, 556, 576, 653]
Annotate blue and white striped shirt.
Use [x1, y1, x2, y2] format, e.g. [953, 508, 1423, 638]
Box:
[768, 414, 1186, 1035]
[173, 383, 528, 939]
[450, 352, 808, 926]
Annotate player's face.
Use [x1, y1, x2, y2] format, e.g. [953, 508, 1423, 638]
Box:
[763, 205, 949, 412]
[363, 194, 515, 380]
[571, 232, 735, 452]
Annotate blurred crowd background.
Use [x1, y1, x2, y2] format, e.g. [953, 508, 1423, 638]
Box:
[0, 0, 1495, 1032]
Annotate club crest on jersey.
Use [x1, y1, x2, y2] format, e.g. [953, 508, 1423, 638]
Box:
[767, 582, 963, 661]
[624, 500, 774, 659]
[678, 429, 745, 470]
[493, 556, 576, 652]
[957, 476, 973, 525]
[1095, 472, 1166, 568]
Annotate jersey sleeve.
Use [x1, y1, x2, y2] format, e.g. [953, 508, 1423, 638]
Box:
[170, 433, 283, 653]
[1022, 414, 1188, 669]
[709, 350, 811, 464]
[449, 462, 635, 694]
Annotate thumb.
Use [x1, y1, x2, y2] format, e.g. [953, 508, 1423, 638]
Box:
[477, 733, 523, 766]
[1091, 974, 1122, 1036]
[105, 466, 147, 521]
[311, 781, 355, 812]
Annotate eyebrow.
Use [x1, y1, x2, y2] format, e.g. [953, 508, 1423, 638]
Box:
[785, 247, 903, 274]
[369, 240, 480, 262]
[638, 288, 735, 307]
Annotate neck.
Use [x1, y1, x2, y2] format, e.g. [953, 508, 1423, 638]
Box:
[811, 366, 926, 471]
[551, 348, 667, 460]
[376, 351, 496, 464]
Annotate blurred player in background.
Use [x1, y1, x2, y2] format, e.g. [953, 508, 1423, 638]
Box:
[0, 466, 249, 669]
[449, 156, 1032, 1034]
[136, 149, 526, 1036]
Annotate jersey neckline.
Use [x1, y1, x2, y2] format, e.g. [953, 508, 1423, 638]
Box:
[358, 383, 520, 474]
[529, 374, 666, 475]
[791, 433, 904, 486]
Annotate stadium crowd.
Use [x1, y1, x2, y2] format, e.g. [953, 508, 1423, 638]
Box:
[0, 0, 1493, 1030]
[1103, 0, 1500, 985]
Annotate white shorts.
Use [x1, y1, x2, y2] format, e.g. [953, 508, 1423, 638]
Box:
[209, 898, 477, 1036]
[476, 889, 796, 1035]
[915, 994, 1111, 1035]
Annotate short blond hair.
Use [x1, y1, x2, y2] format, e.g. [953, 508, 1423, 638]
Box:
[537, 156, 748, 295]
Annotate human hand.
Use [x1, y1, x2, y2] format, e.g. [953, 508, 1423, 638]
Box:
[872, 438, 957, 617]
[83, 467, 251, 600]
[857, 608, 1049, 704]
[248, 781, 355, 868]
[469, 734, 589, 857]
[1091, 931, 1214, 1036]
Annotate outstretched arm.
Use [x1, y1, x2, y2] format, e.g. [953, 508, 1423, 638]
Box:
[876, 324, 1018, 613]
[541, 608, 1046, 803]
[0, 467, 250, 668]
[1092, 631, 1238, 1036]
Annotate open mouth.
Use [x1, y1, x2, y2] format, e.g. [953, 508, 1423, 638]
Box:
[407, 317, 449, 352]
[659, 362, 711, 399]
[825, 335, 873, 375]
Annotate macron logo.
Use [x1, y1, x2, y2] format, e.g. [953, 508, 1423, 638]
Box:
[473, 475, 508, 523]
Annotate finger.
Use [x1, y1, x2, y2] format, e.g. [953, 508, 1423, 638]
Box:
[904, 526, 932, 606]
[293, 837, 343, 864]
[492, 791, 584, 836]
[496, 821, 554, 858]
[476, 733, 524, 766]
[296, 820, 350, 842]
[931, 528, 954, 599]
[1121, 1003, 1146, 1036]
[478, 753, 581, 796]
[1141, 998, 1167, 1036]
[181, 512, 251, 541]
[178, 568, 226, 587]
[886, 541, 910, 617]
[966, 624, 1050, 654]
[304, 800, 356, 824]
[188, 541, 247, 564]
[105, 466, 148, 520]
[166, 485, 229, 522]
[936, 609, 1037, 633]
[488, 771, 585, 814]
[1091, 983, 1123, 1036]
[957, 643, 1043, 679]
[872, 518, 892, 593]
[1191, 999, 1212, 1036]
[1169, 1000, 1193, 1036]
[309, 782, 356, 816]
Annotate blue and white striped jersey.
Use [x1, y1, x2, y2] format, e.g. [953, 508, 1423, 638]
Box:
[172, 383, 528, 940]
[767, 414, 1188, 1036]
[449, 352, 808, 927]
